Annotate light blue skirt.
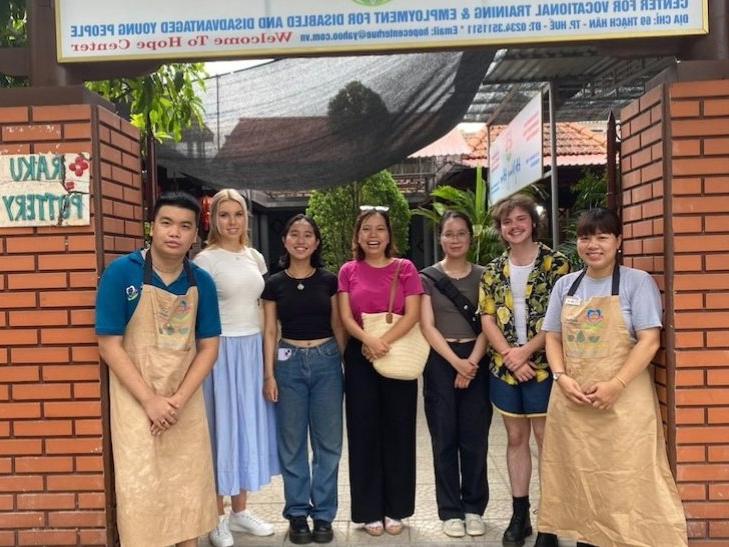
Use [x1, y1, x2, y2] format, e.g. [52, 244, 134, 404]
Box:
[203, 333, 279, 495]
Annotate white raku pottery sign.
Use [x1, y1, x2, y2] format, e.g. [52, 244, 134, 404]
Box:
[0, 153, 91, 227]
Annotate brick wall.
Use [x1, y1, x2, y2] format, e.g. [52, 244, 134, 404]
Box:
[619, 84, 670, 425]
[620, 80, 729, 545]
[0, 104, 142, 545]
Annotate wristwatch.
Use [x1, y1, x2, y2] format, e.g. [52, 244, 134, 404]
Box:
[552, 371, 565, 382]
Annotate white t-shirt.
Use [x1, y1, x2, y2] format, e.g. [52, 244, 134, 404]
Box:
[509, 260, 534, 345]
[193, 246, 267, 336]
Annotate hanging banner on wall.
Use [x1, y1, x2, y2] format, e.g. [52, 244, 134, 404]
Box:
[56, 0, 708, 62]
[489, 94, 543, 204]
[0, 153, 91, 227]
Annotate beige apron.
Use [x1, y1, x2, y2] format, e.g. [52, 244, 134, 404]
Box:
[110, 251, 217, 546]
[539, 268, 687, 547]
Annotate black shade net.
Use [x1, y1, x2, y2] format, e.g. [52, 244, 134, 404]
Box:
[157, 49, 494, 191]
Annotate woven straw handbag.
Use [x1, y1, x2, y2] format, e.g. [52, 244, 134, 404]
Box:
[361, 259, 430, 380]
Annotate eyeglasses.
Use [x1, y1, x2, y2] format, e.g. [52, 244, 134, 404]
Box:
[441, 231, 470, 241]
[359, 205, 390, 212]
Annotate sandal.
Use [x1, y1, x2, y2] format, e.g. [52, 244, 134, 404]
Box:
[385, 516, 403, 535]
[363, 521, 384, 536]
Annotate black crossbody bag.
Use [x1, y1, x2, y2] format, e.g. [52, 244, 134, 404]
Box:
[420, 266, 482, 337]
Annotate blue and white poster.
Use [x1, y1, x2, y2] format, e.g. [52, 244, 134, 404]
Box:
[489, 94, 543, 204]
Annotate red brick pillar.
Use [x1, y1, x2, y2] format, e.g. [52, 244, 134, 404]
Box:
[0, 100, 142, 545]
[620, 70, 729, 545]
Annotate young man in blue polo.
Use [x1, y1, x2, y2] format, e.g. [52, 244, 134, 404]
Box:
[96, 191, 221, 547]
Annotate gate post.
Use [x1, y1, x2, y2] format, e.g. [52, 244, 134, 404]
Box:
[0, 91, 143, 546]
[620, 62, 729, 546]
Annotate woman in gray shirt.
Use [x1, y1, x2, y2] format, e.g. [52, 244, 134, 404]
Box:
[419, 211, 492, 539]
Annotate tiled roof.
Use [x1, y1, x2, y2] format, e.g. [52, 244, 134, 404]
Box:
[463, 122, 607, 167]
[408, 127, 471, 159]
[217, 117, 334, 161]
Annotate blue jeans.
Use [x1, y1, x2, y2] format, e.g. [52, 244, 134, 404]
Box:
[274, 338, 343, 522]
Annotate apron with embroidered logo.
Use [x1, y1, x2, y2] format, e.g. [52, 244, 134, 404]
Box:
[539, 267, 687, 547]
[110, 251, 217, 546]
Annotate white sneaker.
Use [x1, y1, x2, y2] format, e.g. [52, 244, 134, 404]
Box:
[209, 517, 234, 547]
[465, 513, 486, 536]
[228, 509, 275, 537]
[443, 518, 466, 538]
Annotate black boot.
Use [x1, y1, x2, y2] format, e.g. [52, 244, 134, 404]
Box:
[502, 508, 532, 546]
[577, 543, 597, 547]
[534, 532, 558, 547]
[312, 520, 334, 543]
[288, 516, 312, 544]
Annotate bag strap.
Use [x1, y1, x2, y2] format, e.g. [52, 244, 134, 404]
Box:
[386, 259, 404, 324]
[421, 265, 482, 336]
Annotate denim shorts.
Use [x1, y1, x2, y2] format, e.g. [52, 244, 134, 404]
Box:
[490, 374, 553, 418]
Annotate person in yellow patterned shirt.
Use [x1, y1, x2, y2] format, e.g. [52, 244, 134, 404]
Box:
[478, 194, 569, 547]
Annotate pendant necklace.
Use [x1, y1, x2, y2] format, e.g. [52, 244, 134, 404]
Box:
[286, 267, 316, 291]
[441, 260, 471, 280]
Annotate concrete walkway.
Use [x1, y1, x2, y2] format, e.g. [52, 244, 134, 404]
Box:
[199, 387, 575, 546]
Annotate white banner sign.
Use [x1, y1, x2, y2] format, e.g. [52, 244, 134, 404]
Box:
[56, 0, 708, 62]
[0, 153, 91, 227]
[489, 94, 543, 204]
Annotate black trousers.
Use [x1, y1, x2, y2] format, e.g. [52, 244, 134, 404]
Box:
[344, 338, 417, 523]
[423, 341, 492, 520]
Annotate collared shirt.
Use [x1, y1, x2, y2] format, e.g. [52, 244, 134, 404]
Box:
[478, 242, 570, 385]
[95, 249, 221, 339]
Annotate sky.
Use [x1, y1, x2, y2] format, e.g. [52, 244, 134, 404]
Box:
[205, 59, 270, 76]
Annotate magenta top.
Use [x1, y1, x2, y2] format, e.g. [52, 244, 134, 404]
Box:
[338, 258, 424, 326]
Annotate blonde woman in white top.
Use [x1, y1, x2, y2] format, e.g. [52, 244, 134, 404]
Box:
[193, 189, 279, 547]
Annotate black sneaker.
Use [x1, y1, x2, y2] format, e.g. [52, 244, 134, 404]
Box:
[288, 516, 312, 545]
[502, 510, 532, 546]
[534, 532, 558, 547]
[312, 519, 334, 543]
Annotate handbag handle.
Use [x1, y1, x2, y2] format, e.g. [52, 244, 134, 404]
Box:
[386, 259, 403, 324]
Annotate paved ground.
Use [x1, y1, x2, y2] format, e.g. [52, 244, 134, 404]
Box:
[199, 388, 576, 546]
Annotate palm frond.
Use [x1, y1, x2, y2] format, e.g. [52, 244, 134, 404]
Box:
[417, 168, 504, 265]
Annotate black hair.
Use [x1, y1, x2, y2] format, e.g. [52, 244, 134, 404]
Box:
[576, 207, 622, 237]
[152, 191, 201, 223]
[439, 210, 474, 237]
[278, 214, 324, 269]
[352, 210, 398, 260]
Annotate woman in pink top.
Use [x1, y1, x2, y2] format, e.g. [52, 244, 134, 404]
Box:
[338, 207, 424, 537]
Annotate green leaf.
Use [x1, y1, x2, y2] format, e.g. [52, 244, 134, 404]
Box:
[85, 63, 206, 145]
[432, 202, 447, 216]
